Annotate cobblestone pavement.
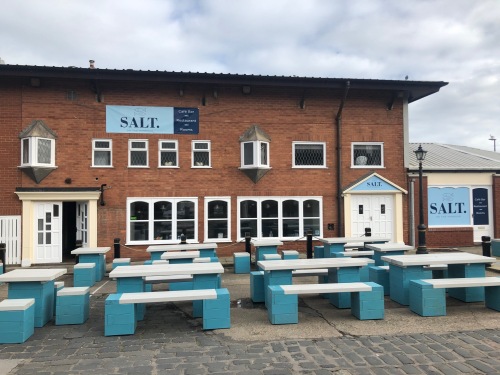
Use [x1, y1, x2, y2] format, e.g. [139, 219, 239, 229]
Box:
[1, 295, 500, 375]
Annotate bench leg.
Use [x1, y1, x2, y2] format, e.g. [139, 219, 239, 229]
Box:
[485, 285, 500, 312]
[250, 271, 265, 303]
[116, 277, 145, 321]
[447, 264, 485, 302]
[202, 289, 230, 329]
[369, 266, 390, 296]
[351, 282, 384, 320]
[389, 265, 431, 306]
[409, 280, 446, 317]
[8, 281, 54, 328]
[192, 274, 220, 318]
[264, 270, 293, 308]
[268, 286, 298, 324]
[104, 294, 137, 336]
[328, 267, 360, 308]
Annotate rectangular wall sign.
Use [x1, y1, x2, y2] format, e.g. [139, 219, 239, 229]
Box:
[106, 106, 199, 134]
[428, 186, 470, 226]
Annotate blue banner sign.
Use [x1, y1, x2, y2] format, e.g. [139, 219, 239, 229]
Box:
[351, 175, 398, 192]
[106, 106, 199, 134]
[428, 187, 470, 226]
[472, 188, 489, 225]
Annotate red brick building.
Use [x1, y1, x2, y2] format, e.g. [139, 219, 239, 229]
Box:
[0, 64, 447, 265]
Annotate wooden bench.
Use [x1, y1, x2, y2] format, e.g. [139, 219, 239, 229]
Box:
[409, 277, 500, 316]
[267, 282, 384, 324]
[104, 288, 230, 336]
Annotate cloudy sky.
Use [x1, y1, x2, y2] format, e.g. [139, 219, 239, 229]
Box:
[1, 0, 499, 151]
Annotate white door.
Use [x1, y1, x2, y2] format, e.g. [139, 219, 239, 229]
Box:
[76, 202, 89, 247]
[471, 187, 493, 242]
[351, 195, 394, 240]
[34, 202, 62, 263]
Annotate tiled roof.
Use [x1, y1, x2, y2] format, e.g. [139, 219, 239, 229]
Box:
[408, 143, 500, 171]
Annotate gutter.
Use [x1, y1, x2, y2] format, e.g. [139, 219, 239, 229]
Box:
[336, 81, 350, 236]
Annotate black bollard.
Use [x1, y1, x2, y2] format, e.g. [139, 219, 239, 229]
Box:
[0, 243, 6, 274]
[245, 233, 251, 254]
[114, 238, 121, 258]
[481, 236, 491, 257]
[306, 231, 313, 259]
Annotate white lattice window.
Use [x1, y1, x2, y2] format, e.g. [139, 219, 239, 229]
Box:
[128, 140, 148, 167]
[192, 141, 211, 167]
[159, 140, 178, 167]
[352, 142, 384, 167]
[20, 137, 56, 167]
[92, 139, 112, 167]
[293, 142, 326, 168]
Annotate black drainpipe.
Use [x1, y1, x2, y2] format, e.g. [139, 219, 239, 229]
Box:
[336, 81, 350, 236]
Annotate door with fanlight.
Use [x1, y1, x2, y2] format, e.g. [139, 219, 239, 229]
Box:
[350, 194, 394, 240]
[34, 202, 62, 263]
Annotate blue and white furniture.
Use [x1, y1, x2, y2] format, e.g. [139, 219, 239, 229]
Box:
[0, 298, 35, 343]
[55, 287, 90, 325]
[71, 247, 110, 281]
[74, 263, 96, 287]
[233, 252, 250, 274]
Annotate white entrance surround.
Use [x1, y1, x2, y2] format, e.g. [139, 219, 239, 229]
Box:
[15, 190, 101, 267]
[343, 173, 407, 243]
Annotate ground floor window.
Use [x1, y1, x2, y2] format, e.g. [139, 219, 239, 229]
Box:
[237, 196, 322, 240]
[127, 197, 198, 244]
[204, 197, 231, 242]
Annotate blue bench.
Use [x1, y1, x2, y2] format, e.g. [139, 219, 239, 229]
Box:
[112, 258, 131, 270]
[104, 288, 230, 336]
[55, 287, 90, 325]
[233, 252, 250, 274]
[74, 263, 96, 287]
[409, 277, 500, 316]
[0, 298, 35, 343]
[267, 282, 384, 324]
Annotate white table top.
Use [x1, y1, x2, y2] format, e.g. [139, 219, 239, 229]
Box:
[0, 268, 67, 282]
[319, 237, 391, 244]
[109, 262, 224, 278]
[257, 257, 373, 271]
[70, 247, 111, 255]
[366, 243, 415, 252]
[146, 243, 218, 252]
[251, 239, 284, 247]
[381, 252, 496, 267]
[161, 250, 200, 260]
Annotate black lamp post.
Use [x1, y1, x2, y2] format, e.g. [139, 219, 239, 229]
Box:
[414, 144, 428, 254]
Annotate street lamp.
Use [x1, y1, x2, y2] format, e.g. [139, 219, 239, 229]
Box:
[489, 135, 496, 152]
[414, 144, 428, 254]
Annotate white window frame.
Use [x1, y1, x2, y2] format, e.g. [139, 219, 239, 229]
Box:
[204, 197, 231, 242]
[158, 140, 178, 168]
[126, 197, 198, 245]
[92, 139, 113, 167]
[237, 196, 323, 241]
[128, 139, 149, 168]
[351, 142, 384, 168]
[292, 141, 326, 168]
[20, 137, 56, 167]
[240, 140, 269, 168]
[192, 140, 211, 168]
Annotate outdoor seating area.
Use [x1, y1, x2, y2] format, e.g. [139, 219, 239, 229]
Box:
[0, 239, 499, 343]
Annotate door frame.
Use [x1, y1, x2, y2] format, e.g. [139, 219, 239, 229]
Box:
[15, 190, 101, 267]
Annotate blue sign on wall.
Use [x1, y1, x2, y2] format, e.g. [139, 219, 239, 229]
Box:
[428, 187, 470, 226]
[350, 176, 398, 192]
[106, 106, 199, 134]
[472, 188, 489, 225]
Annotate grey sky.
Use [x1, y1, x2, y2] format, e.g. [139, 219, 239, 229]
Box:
[1, 0, 499, 151]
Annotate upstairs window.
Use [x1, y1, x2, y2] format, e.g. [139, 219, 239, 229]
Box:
[21, 137, 55, 167]
[352, 142, 384, 167]
[192, 141, 211, 167]
[159, 140, 178, 167]
[129, 140, 148, 167]
[293, 142, 326, 168]
[241, 141, 269, 168]
[92, 139, 112, 167]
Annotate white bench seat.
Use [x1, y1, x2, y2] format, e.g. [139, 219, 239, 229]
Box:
[343, 250, 374, 257]
[281, 282, 372, 295]
[118, 289, 217, 304]
[144, 274, 193, 283]
[418, 277, 500, 289]
[291, 269, 328, 277]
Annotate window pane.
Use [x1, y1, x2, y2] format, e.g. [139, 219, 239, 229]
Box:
[161, 141, 176, 149]
[262, 219, 278, 237]
[177, 221, 195, 239]
[46, 232, 51, 245]
[194, 151, 209, 166]
[304, 218, 320, 236]
[38, 139, 52, 164]
[154, 221, 172, 240]
[131, 141, 146, 149]
[194, 142, 208, 149]
[304, 200, 320, 217]
[130, 201, 149, 220]
[208, 201, 227, 219]
[353, 144, 382, 166]
[262, 200, 278, 218]
[160, 151, 176, 166]
[260, 142, 268, 165]
[240, 200, 257, 218]
[130, 222, 148, 241]
[243, 143, 253, 165]
[295, 144, 324, 166]
[95, 141, 110, 148]
[94, 151, 111, 165]
[131, 151, 147, 166]
[283, 219, 300, 237]
[53, 204, 59, 217]
[154, 201, 172, 220]
[283, 200, 299, 217]
[177, 201, 194, 220]
[208, 220, 228, 239]
[22, 138, 30, 164]
[240, 219, 257, 237]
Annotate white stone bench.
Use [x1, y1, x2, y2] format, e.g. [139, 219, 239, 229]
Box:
[268, 282, 384, 324]
[343, 250, 374, 257]
[291, 269, 328, 277]
[144, 274, 193, 284]
[409, 277, 500, 316]
[104, 288, 230, 335]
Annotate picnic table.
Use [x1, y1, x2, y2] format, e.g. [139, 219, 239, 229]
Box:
[70, 247, 111, 281]
[381, 252, 497, 305]
[146, 243, 217, 260]
[160, 250, 200, 263]
[257, 257, 374, 308]
[318, 237, 391, 257]
[251, 239, 283, 261]
[365, 243, 415, 266]
[0, 268, 67, 327]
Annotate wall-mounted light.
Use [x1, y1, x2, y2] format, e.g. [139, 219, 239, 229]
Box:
[242, 85, 251, 95]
